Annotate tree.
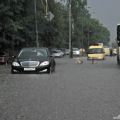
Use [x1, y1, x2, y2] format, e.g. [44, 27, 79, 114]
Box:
[0, 0, 110, 52]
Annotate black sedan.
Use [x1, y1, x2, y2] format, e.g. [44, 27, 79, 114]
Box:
[11, 47, 56, 74]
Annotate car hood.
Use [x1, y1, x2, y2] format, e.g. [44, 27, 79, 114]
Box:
[15, 57, 50, 62]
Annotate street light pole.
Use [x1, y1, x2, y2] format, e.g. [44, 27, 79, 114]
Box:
[87, 28, 90, 47]
[81, 0, 84, 56]
[34, 0, 39, 47]
[69, 0, 72, 58]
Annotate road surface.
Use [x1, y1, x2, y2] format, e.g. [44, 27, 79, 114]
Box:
[0, 56, 120, 120]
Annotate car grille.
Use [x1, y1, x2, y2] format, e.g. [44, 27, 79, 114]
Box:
[20, 61, 39, 67]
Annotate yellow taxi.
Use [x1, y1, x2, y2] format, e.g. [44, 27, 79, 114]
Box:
[87, 44, 105, 60]
[104, 47, 110, 56]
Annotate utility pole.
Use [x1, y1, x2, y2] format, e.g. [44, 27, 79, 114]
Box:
[81, 1, 84, 56]
[87, 28, 90, 47]
[34, 0, 39, 47]
[69, 0, 72, 58]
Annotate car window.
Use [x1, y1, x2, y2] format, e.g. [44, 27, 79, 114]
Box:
[88, 48, 104, 53]
[18, 49, 48, 59]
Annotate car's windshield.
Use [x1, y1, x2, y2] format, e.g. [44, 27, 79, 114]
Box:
[88, 48, 104, 54]
[18, 49, 48, 59]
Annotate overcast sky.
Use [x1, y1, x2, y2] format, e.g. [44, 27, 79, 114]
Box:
[87, 0, 120, 42]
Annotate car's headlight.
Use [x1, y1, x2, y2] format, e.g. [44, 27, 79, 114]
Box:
[12, 62, 20, 66]
[40, 61, 49, 66]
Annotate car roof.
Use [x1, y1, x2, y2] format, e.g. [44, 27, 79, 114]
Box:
[89, 46, 103, 49]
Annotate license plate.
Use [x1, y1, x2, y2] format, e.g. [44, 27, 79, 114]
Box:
[24, 68, 35, 71]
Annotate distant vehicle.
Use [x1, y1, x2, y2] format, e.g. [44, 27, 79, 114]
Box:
[80, 48, 86, 56]
[59, 48, 66, 56]
[116, 24, 120, 64]
[73, 48, 80, 56]
[11, 48, 56, 74]
[104, 47, 110, 56]
[112, 48, 117, 55]
[51, 49, 64, 58]
[65, 49, 70, 55]
[87, 43, 105, 60]
[98, 43, 104, 47]
[0, 52, 9, 64]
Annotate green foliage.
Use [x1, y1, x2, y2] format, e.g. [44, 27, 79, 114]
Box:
[70, 0, 110, 49]
[0, 0, 110, 53]
[0, 0, 26, 53]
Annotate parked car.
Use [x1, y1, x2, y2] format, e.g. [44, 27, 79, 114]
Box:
[51, 49, 64, 58]
[11, 47, 56, 74]
[112, 48, 117, 55]
[59, 48, 66, 56]
[0, 52, 9, 64]
[65, 49, 70, 55]
[73, 48, 80, 56]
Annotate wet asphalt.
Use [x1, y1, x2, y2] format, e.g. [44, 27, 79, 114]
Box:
[0, 56, 120, 120]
